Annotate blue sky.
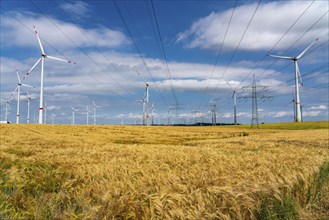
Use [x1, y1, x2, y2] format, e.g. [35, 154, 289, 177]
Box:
[1, 0, 328, 125]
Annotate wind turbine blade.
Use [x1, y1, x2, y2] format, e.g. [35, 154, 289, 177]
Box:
[144, 87, 147, 99]
[15, 69, 21, 84]
[136, 71, 148, 85]
[47, 55, 76, 64]
[296, 38, 319, 60]
[10, 86, 19, 98]
[33, 25, 45, 54]
[296, 62, 304, 86]
[225, 80, 234, 92]
[26, 90, 31, 99]
[268, 54, 294, 60]
[23, 58, 42, 79]
[21, 84, 35, 88]
[92, 101, 96, 107]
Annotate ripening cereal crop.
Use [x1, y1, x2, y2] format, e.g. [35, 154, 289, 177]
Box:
[1, 122, 328, 219]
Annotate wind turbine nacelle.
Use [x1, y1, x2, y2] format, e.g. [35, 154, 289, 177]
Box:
[0, 121, 11, 124]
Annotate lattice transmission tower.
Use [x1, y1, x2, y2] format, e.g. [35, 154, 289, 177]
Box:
[240, 74, 272, 128]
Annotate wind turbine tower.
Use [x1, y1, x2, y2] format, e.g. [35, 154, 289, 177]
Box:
[24, 26, 75, 124]
[269, 38, 318, 122]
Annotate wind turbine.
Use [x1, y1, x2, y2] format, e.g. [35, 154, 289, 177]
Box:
[12, 69, 34, 124]
[5, 100, 10, 122]
[225, 80, 238, 125]
[71, 106, 78, 125]
[151, 101, 157, 125]
[1, 98, 11, 122]
[136, 99, 146, 125]
[92, 101, 100, 125]
[86, 106, 92, 125]
[137, 71, 154, 126]
[24, 25, 75, 124]
[285, 91, 296, 122]
[51, 113, 55, 124]
[26, 91, 32, 124]
[269, 38, 319, 122]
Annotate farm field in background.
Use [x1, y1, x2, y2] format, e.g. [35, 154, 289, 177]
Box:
[1, 122, 329, 219]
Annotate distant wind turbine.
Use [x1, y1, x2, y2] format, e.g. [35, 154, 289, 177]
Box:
[26, 91, 32, 124]
[136, 99, 146, 125]
[92, 101, 100, 125]
[151, 101, 157, 125]
[86, 106, 92, 125]
[71, 106, 78, 125]
[225, 80, 239, 125]
[1, 98, 12, 122]
[12, 69, 34, 124]
[5, 100, 10, 122]
[269, 38, 319, 122]
[23, 26, 76, 124]
[51, 113, 55, 124]
[137, 71, 159, 126]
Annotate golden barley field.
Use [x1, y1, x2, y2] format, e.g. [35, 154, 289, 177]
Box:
[1, 122, 329, 219]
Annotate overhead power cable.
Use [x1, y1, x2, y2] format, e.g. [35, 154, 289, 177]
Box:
[28, 0, 137, 99]
[112, 0, 170, 108]
[252, 9, 329, 85]
[237, 0, 316, 88]
[208, 0, 262, 101]
[149, 0, 179, 105]
[0, 6, 131, 102]
[200, 0, 238, 108]
[55, 0, 140, 92]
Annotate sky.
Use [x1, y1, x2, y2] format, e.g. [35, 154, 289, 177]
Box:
[0, 0, 328, 125]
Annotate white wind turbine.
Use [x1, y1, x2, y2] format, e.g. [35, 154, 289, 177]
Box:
[136, 99, 146, 125]
[5, 100, 10, 122]
[92, 101, 100, 125]
[269, 38, 319, 122]
[86, 106, 92, 125]
[151, 101, 157, 125]
[71, 106, 78, 125]
[24, 26, 75, 124]
[137, 71, 155, 126]
[2, 96, 15, 123]
[26, 91, 32, 124]
[51, 113, 55, 124]
[12, 69, 34, 124]
[225, 80, 239, 125]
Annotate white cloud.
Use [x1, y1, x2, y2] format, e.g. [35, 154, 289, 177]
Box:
[176, 1, 328, 51]
[0, 11, 130, 50]
[269, 111, 292, 118]
[59, 1, 91, 19]
[308, 105, 327, 110]
[302, 110, 322, 117]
